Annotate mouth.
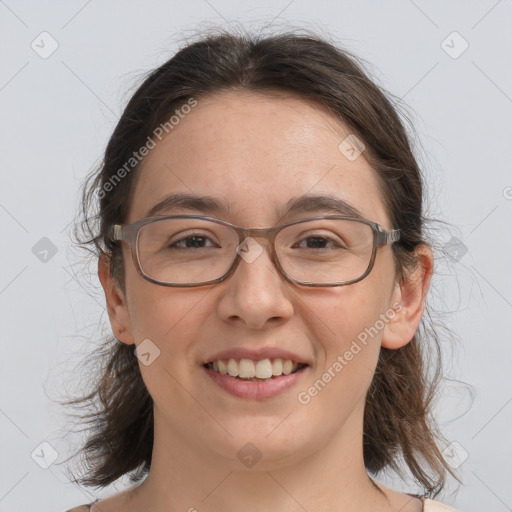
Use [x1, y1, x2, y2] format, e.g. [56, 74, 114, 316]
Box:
[203, 358, 308, 382]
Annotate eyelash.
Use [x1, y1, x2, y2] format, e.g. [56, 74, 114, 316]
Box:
[169, 233, 345, 250]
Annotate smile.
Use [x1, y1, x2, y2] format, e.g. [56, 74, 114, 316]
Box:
[203, 357, 309, 400]
[204, 358, 306, 381]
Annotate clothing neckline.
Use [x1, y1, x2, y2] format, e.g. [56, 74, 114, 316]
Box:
[406, 493, 426, 511]
[85, 494, 428, 510]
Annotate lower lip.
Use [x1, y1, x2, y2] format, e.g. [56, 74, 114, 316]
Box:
[203, 365, 308, 400]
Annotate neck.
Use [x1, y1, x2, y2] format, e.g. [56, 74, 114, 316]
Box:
[125, 399, 392, 512]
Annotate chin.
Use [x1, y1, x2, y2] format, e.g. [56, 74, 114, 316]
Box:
[214, 419, 311, 466]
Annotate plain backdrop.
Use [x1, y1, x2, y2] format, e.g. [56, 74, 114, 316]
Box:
[1, 1, 511, 511]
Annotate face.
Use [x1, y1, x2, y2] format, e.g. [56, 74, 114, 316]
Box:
[102, 91, 420, 471]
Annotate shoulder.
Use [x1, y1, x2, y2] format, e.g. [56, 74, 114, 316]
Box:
[66, 496, 100, 511]
[423, 498, 460, 511]
[65, 497, 462, 512]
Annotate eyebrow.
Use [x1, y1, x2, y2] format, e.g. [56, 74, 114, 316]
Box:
[146, 192, 364, 221]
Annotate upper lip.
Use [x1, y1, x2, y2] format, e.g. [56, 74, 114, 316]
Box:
[203, 347, 309, 366]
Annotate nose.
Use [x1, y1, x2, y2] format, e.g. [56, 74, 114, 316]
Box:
[216, 236, 295, 329]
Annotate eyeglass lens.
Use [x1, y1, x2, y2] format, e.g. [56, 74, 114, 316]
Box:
[136, 217, 375, 285]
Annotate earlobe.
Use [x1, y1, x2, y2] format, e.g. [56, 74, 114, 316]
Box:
[381, 244, 433, 349]
[98, 253, 135, 345]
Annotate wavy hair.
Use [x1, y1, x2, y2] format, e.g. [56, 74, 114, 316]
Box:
[61, 26, 456, 497]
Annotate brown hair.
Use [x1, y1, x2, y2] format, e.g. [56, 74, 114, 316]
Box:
[63, 27, 455, 496]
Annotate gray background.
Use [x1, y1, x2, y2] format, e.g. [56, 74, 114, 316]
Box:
[1, 1, 511, 511]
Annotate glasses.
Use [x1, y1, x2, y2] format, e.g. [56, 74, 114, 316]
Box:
[108, 214, 400, 287]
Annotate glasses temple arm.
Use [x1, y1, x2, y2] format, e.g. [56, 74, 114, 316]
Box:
[377, 228, 400, 246]
[107, 224, 124, 242]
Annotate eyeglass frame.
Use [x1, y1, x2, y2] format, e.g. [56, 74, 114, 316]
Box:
[108, 214, 401, 288]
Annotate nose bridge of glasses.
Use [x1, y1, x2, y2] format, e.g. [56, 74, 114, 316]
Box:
[230, 226, 282, 274]
[238, 226, 279, 253]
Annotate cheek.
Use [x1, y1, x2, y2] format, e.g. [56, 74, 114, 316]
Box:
[126, 284, 210, 413]
[303, 272, 394, 359]
[125, 271, 208, 368]
[316, 293, 384, 387]
[296, 265, 395, 408]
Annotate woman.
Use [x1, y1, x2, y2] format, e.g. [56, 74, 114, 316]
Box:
[65, 28, 460, 511]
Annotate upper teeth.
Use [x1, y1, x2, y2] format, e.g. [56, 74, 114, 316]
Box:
[210, 358, 300, 378]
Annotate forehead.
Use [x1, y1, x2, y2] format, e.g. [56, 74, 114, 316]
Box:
[128, 91, 389, 227]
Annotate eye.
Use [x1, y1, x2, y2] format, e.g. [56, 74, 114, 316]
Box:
[293, 234, 347, 250]
[168, 232, 219, 249]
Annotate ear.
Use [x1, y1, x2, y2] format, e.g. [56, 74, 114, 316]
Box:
[381, 244, 433, 349]
[98, 252, 135, 345]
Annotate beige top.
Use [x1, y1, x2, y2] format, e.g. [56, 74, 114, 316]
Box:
[65, 497, 460, 511]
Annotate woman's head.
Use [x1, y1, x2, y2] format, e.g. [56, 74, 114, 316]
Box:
[73, 29, 452, 496]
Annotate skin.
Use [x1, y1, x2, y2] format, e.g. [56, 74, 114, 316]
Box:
[96, 91, 433, 512]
